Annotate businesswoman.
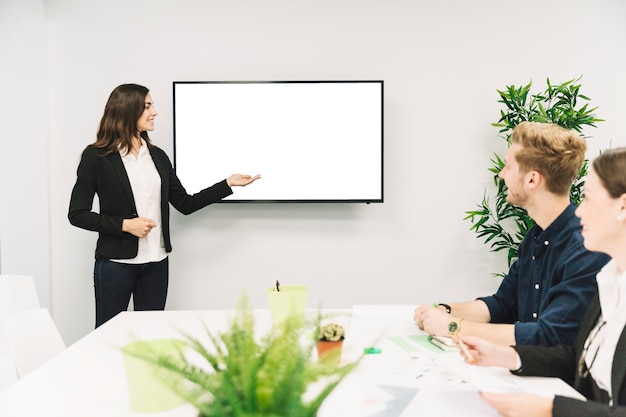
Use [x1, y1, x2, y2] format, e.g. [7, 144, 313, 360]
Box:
[69, 83, 260, 327]
[458, 147, 626, 416]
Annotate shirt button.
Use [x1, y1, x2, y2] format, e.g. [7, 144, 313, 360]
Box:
[532, 256, 535, 260]
[544, 240, 549, 246]
[533, 312, 538, 318]
[534, 284, 539, 290]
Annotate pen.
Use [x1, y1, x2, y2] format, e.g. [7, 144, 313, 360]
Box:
[457, 338, 476, 365]
[275, 280, 280, 292]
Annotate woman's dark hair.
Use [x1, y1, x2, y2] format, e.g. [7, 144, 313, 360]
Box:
[592, 147, 626, 199]
[92, 84, 153, 155]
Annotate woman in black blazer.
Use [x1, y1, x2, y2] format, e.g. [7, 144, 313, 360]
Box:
[68, 84, 259, 327]
[459, 147, 626, 416]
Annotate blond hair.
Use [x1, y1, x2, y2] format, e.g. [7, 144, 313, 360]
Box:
[510, 121, 586, 195]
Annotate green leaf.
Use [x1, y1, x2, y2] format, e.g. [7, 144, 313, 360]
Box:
[126, 295, 359, 417]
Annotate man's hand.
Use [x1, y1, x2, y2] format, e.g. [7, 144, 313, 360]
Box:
[413, 304, 452, 336]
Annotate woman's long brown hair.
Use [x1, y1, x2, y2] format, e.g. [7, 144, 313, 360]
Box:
[92, 84, 153, 155]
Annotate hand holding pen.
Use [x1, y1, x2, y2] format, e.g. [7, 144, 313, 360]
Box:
[455, 335, 520, 370]
[455, 337, 476, 364]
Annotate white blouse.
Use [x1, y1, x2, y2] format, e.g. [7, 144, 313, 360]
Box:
[586, 259, 626, 404]
[111, 139, 168, 264]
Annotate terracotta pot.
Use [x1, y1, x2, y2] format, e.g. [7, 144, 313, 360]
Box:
[316, 339, 344, 365]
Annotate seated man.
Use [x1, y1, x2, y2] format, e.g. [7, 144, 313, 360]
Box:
[414, 121, 610, 346]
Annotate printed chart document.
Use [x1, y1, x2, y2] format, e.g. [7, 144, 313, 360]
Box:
[334, 305, 586, 417]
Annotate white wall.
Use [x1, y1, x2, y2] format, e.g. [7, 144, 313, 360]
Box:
[0, 0, 50, 306]
[2, 0, 625, 345]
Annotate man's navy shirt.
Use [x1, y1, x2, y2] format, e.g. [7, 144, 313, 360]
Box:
[478, 203, 610, 346]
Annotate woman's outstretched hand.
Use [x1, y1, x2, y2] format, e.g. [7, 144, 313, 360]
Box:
[227, 174, 261, 187]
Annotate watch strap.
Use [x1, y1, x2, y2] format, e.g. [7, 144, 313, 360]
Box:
[438, 303, 451, 314]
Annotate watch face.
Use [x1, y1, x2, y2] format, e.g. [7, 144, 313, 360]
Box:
[448, 322, 458, 333]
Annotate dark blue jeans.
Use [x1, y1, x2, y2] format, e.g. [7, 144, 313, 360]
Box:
[93, 257, 169, 327]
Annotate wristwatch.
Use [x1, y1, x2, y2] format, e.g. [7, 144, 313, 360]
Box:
[448, 318, 463, 337]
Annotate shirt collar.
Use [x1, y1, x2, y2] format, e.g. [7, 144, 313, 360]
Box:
[532, 202, 578, 240]
[119, 138, 146, 159]
[596, 259, 626, 320]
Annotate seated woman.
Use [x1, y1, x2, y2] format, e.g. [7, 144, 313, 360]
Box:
[458, 147, 626, 417]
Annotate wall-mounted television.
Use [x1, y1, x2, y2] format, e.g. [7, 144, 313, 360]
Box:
[173, 80, 383, 203]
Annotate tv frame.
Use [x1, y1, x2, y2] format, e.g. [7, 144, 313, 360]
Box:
[173, 80, 384, 203]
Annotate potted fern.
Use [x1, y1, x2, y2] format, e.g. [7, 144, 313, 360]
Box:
[128, 297, 357, 417]
[464, 76, 603, 276]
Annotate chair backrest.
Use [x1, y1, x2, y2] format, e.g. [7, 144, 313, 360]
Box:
[4, 308, 66, 378]
[0, 274, 40, 320]
[0, 274, 41, 387]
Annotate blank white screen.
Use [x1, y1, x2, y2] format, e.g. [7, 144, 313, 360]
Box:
[173, 81, 383, 202]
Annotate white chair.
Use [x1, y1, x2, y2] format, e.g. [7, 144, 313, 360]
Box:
[0, 274, 40, 320]
[0, 274, 41, 388]
[4, 308, 66, 378]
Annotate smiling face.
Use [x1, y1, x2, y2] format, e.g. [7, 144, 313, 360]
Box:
[136, 93, 157, 132]
[499, 143, 529, 207]
[575, 169, 622, 255]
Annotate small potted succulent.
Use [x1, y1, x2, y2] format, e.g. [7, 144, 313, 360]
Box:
[316, 323, 345, 366]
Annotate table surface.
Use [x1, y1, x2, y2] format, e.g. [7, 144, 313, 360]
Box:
[0, 305, 584, 417]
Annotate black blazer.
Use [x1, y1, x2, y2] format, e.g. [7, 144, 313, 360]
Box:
[68, 145, 232, 260]
[516, 294, 626, 416]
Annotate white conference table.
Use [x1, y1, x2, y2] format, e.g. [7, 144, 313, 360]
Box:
[0, 305, 584, 416]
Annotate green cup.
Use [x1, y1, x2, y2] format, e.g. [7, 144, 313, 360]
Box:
[267, 285, 308, 326]
[121, 339, 187, 412]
